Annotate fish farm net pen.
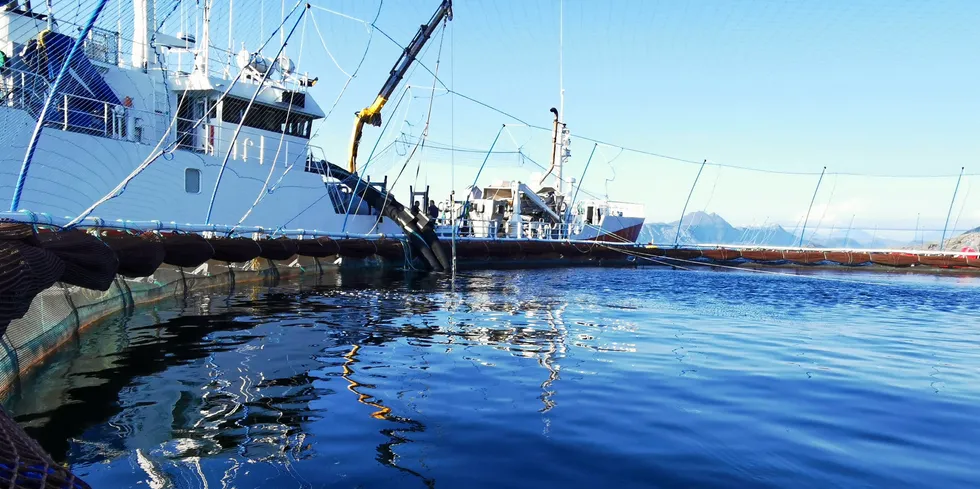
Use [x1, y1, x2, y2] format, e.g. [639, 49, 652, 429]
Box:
[0, 406, 90, 488]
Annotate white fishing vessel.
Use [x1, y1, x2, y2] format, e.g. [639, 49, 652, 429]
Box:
[435, 0, 645, 244]
[436, 110, 645, 243]
[2, 0, 641, 248]
[0, 0, 397, 235]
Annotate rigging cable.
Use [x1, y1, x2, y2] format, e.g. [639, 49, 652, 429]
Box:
[340, 27, 445, 231]
[266, 1, 384, 232]
[806, 174, 839, 247]
[599, 244, 896, 288]
[204, 3, 309, 225]
[229, 10, 310, 233]
[64, 0, 307, 229]
[366, 21, 448, 235]
[359, 32, 972, 180]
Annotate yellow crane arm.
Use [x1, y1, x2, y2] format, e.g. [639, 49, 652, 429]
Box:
[347, 0, 452, 173]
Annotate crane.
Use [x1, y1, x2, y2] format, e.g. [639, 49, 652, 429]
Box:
[347, 0, 452, 173]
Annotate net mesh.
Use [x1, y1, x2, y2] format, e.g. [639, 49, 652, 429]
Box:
[0, 404, 91, 489]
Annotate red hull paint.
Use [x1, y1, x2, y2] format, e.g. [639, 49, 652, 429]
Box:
[741, 250, 784, 262]
[781, 250, 826, 264]
[701, 248, 741, 261]
[824, 251, 871, 265]
[869, 252, 918, 267]
[917, 255, 971, 268]
[663, 248, 702, 260]
[594, 223, 644, 243]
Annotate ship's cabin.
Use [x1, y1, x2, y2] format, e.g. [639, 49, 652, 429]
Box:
[1, 3, 325, 170]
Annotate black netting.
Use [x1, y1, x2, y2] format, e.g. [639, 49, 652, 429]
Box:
[0, 221, 39, 245]
[257, 238, 298, 261]
[0, 405, 90, 489]
[207, 237, 262, 263]
[100, 232, 166, 278]
[374, 239, 405, 261]
[37, 230, 119, 291]
[160, 233, 215, 268]
[0, 222, 65, 334]
[335, 239, 377, 259]
[295, 237, 340, 258]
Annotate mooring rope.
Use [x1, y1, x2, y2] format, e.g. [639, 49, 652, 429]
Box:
[598, 243, 896, 287]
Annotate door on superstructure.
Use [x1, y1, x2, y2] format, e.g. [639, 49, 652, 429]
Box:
[176, 94, 195, 150]
[176, 95, 215, 152]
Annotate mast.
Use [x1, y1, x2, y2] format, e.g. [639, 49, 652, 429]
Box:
[559, 0, 564, 120]
[132, 0, 156, 69]
[195, 0, 211, 74]
[554, 0, 567, 196]
[45, 0, 54, 29]
[226, 0, 233, 78]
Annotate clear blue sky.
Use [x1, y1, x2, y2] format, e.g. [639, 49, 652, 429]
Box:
[79, 0, 980, 239]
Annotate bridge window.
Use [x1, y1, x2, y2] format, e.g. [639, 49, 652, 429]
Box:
[221, 97, 312, 138]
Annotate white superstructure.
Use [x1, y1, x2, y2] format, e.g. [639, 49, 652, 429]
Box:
[0, 1, 396, 235]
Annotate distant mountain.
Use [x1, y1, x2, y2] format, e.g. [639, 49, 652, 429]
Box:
[639, 212, 801, 247]
[739, 224, 798, 247]
[639, 212, 958, 249]
[919, 229, 980, 251]
[811, 229, 906, 249]
[670, 211, 742, 244]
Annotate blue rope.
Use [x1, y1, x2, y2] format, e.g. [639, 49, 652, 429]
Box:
[9, 0, 110, 212]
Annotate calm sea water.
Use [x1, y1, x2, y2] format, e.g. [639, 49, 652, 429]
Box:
[4, 267, 980, 488]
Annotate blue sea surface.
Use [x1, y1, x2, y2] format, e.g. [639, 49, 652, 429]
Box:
[4, 267, 980, 488]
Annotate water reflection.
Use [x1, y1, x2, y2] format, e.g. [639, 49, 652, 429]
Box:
[2, 268, 578, 488]
[10, 267, 978, 488]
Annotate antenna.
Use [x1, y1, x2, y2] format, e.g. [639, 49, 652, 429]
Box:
[559, 0, 564, 120]
[556, 0, 566, 195]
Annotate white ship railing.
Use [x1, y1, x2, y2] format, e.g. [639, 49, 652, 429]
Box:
[2, 66, 157, 137]
[1, 66, 51, 109]
[82, 26, 120, 66]
[434, 218, 596, 241]
[174, 116, 311, 166]
[569, 199, 644, 218]
[0, 212, 645, 250]
[2, 66, 314, 163]
[0, 211, 388, 240]
[602, 200, 645, 217]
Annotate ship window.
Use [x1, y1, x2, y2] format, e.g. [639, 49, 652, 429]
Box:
[185, 168, 201, 193]
[221, 97, 312, 139]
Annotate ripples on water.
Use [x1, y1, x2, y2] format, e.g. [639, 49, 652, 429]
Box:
[4, 267, 980, 488]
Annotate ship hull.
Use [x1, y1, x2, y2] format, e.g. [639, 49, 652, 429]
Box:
[571, 216, 645, 243]
[0, 108, 395, 235]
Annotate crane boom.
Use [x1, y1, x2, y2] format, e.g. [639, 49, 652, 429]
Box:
[347, 0, 453, 173]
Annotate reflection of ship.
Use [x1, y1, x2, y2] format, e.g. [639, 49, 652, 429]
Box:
[2, 269, 443, 485]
